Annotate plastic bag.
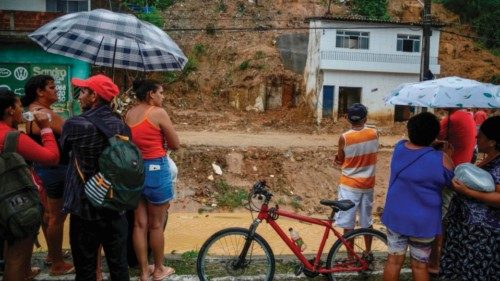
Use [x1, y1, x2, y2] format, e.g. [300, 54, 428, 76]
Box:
[454, 163, 495, 192]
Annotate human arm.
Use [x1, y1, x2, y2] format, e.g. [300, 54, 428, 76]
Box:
[27, 107, 64, 135]
[334, 135, 345, 166]
[17, 131, 59, 166]
[154, 108, 180, 150]
[451, 178, 500, 208]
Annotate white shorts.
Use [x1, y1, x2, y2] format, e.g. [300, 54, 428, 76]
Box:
[334, 186, 373, 229]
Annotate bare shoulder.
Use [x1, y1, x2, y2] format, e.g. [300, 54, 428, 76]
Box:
[442, 152, 454, 170]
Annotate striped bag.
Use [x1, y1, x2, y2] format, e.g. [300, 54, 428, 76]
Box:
[84, 172, 112, 206]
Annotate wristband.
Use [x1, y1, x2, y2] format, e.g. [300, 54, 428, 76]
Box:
[40, 128, 53, 135]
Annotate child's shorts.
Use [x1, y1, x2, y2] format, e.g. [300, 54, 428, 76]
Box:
[143, 156, 174, 205]
[334, 186, 373, 229]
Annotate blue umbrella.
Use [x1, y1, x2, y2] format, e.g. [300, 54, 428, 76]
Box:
[29, 9, 187, 72]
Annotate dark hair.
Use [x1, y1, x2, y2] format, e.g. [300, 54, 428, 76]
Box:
[22, 75, 55, 107]
[132, 79, 161, 101]
[0, 88, 18, 120]
[480, 116, 500, 151]
[407, 112, 440, 146]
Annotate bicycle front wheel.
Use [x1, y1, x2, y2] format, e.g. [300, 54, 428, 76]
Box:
[196, 227, 275, 281]
[326, 228, 388, 281]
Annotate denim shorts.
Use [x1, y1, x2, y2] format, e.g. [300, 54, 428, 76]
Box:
[386, 228, 434, 263]
[143, 156, 174, 205]
[334, 186, 373, 229]
[34, 164, 67, 199]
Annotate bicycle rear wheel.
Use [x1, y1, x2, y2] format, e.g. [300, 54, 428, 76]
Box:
[326, 228, 388, 281]
[196, 227, 275, 281]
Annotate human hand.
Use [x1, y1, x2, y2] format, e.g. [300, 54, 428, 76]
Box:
[33, 111, 51, 129]
[451, 178, 469, 194]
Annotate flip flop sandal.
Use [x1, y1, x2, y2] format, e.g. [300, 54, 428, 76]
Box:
[152, 266, 175, 281]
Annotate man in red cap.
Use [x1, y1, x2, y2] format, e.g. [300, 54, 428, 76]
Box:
[60, 74, 130, 280]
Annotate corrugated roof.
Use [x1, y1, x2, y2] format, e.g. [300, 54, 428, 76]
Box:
[305, 16, 446, 28]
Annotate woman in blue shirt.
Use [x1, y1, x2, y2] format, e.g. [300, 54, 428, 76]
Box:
[382, 112, 454, 281]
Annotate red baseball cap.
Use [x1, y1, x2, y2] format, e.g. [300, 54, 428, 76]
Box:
[71, 74, 119, 102]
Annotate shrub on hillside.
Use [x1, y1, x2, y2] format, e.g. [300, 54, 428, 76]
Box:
[351, 0, 390, 20]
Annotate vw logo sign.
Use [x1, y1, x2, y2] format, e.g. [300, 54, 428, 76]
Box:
[14, 67, 29, 81]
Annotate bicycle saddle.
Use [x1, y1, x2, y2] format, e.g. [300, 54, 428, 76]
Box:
[319, 199, 355, 211]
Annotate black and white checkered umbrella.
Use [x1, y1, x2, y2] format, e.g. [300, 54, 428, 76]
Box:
[29, 9, 187, 72]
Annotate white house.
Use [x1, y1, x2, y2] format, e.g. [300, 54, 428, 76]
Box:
[304, 16, 442, 123]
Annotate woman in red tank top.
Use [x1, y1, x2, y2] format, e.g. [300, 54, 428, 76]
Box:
[125, 79, 179, 281]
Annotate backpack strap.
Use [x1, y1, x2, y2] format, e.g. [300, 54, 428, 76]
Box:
[83, 115, 114, 139]
[3, 131, 20, 153]
[389, 147, 434, 187]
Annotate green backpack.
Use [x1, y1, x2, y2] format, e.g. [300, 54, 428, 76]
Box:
[0, 131, 42, 239]
[77, 116, 145, 212]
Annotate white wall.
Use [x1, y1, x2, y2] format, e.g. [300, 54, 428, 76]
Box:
[317, 21, 440, 74]
[319, 70, 420, 120]
[0, 0, 46, 11]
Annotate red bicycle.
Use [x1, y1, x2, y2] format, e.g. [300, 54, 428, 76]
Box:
[196, 180, 388, 281]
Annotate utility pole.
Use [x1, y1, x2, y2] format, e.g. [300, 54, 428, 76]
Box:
[420, 0, 432, 82]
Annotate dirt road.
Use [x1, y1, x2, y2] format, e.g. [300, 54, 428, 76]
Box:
[178, 130, 402, 149]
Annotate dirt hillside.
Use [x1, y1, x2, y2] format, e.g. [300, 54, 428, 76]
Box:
[154, 0, 499, 115]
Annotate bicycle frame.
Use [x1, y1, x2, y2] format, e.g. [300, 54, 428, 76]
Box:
[251, 202, 369, 274]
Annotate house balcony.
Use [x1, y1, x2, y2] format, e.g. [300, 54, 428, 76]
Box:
[320, 50, 440, 74]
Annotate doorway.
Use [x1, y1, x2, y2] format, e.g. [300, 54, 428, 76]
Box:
[338, 87, 361, 119]
[322, 85, 334, 117]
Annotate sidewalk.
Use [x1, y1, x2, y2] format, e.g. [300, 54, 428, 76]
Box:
[2, 253, 417, 281]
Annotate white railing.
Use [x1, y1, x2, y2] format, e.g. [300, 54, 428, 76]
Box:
[321, 51, 438, 65]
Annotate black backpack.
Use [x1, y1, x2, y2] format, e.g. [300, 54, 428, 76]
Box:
[0, 131, 42, 239]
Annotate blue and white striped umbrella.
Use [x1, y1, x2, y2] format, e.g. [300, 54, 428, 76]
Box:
[29, 9, 187, 72]
[385, 76, 500, 108]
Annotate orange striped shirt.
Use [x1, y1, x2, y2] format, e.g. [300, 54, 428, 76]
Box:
[340, 127, 379, 191]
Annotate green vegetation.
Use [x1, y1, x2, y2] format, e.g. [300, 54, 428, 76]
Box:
[125, 0, 176, 11]
[237, 1, 246, 14]
[290, 197, 302, 211]
[439, 0, 499, 49]
[162, 251, 198, 274]
[162, 54, 198, 84]
[216, 0, 228, 13]
[254, 50, 265, 60]
[351, 0, 390, 20]
[214, 180, 248, 210]
[137, 9, 164, 28]
[193, 43, 206, 57]
[239, 60, 251, 70]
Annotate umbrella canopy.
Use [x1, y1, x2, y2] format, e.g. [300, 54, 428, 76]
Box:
[29, 9, 187, 72]
[385, 76, 500, 108]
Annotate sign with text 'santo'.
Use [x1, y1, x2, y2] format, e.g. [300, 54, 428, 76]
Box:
[0, 63, 73, 118]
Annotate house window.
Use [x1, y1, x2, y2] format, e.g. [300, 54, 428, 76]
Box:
[336, 30, 370, 50]
[46, 0, 89, 13]
[397, 34, 421, 52]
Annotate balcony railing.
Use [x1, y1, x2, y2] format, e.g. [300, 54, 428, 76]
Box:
[321, 51, 438, 65]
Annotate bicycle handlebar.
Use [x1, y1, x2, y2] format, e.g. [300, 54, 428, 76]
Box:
[251, 180, 273, 200]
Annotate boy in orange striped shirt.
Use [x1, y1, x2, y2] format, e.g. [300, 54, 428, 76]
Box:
[334, 103, 379, 242]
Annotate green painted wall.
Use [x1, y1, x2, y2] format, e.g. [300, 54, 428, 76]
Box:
[0, 45, 90, 118]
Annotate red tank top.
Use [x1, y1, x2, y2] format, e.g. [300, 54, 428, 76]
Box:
[129, 107, 166, 159]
